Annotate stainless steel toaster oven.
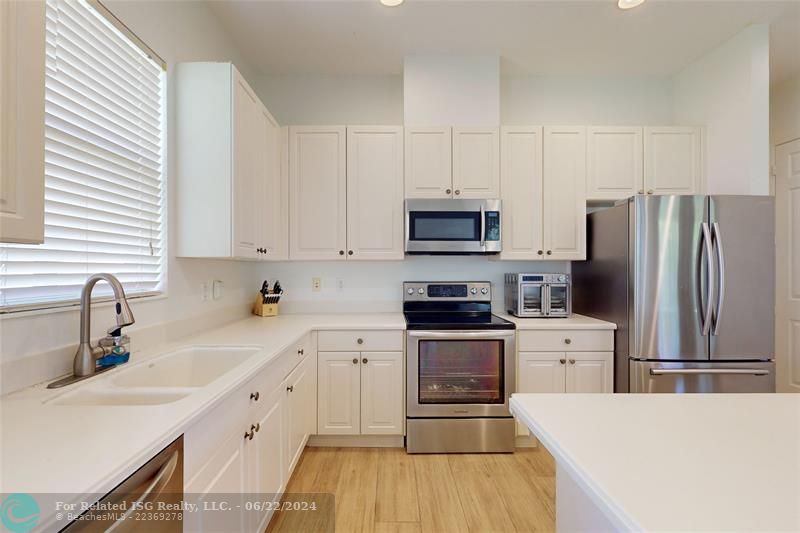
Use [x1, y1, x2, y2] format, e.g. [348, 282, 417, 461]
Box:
[505, 273, 571, 318]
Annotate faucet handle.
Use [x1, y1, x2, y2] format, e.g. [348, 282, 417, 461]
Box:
[98, 333, 131, 357]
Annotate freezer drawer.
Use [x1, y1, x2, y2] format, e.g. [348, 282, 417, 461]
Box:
[630, 361, 775, 393]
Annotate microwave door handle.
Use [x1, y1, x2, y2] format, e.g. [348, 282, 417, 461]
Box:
[479, 205, 485, 248]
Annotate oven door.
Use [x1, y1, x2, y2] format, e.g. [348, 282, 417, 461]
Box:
[407, 330, 515, 417]
[518, 282, 546, 317]
[405, 199, 501, 254]
[546, 283, 571, 317]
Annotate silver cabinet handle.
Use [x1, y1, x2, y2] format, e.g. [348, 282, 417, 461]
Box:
[711, 222, 725, 336]
[650, 368, 769, 376]
[700, 223, 716, 336]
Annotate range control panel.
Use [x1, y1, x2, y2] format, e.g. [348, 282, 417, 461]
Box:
[403, 282, 491, 302]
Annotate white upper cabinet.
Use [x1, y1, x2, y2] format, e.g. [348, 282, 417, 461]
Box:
[452, 128, 500, 198]
[500, 127, 544, 260]
[0, 0, 45, 244]
[543, 126, 587, 261]
[404, 127, 452, 198]
[176, 62, 285, 260]
[644, 126, 702, 195]
[587, 126, 644, 200]
[289, 126, 347, 260]
[346, 126, 404, 260]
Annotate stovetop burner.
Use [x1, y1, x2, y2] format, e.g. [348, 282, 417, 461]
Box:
[402, 281, 516, 331]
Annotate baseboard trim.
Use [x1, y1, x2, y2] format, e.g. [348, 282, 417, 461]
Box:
[307, 434, 405, 448]
[516, 435, 540, 448]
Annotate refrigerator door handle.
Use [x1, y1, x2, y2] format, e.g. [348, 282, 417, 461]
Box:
[700, 223, 715, 336]
[711, 222, 726, 336]
[650, 368, 770, 376]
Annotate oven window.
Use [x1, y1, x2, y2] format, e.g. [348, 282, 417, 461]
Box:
[549, 285, 569, 314]
[418, 340, 504, 404]
[409, 212, 480, 241]
[522, 285, 544, 314]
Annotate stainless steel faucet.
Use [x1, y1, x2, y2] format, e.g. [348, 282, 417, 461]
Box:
[48, 273, 135, 388]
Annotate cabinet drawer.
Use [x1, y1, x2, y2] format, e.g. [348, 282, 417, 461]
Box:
[317, 330, 404, 352]
[518, 329, 613, 352]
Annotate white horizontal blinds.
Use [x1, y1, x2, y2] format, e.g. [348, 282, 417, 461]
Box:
[0, 0, 165, 310]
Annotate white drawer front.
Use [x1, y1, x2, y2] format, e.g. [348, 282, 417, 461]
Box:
[317, 330, 404, 352]
[518, 329, 613, 352]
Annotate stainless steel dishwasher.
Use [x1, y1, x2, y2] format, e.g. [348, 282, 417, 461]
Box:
[63, 436, 183, 532]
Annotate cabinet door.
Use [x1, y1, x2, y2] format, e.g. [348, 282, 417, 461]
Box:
[587, 127, 643, 200]
[346, 126, 404, 260]
[258, 110, 287, 260]
[285, 355, 314, 476]
[517, 352, 566, 436]
[500, 127, 544, 260]
[289, 126, 347, 260]
[404, 127, 452, 198]
[250, 394, 283, 533]
[644, 126, 702, 195]
[360, 351, 404, 435]
[565, 352, 613, 393]
[0, 0, 44, 244]
[452, 128, 500, 198]
[543, 126, 587, 261]
[317, 351, 360, 434]
[231, 70, 260, 259]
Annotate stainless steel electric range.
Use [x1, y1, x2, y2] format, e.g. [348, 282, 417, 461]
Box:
[403, 281, 516, 453]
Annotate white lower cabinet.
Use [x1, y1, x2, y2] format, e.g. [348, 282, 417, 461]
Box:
[516, 330, 614, 436]
[318, 351, 404, 435]
[284, 353, 316, 475]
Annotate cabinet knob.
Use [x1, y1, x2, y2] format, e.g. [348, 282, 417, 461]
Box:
[287, 385, 294, 393]
[352, 358, 359, 364]
[339, 250, 345, 255]
[564, 338, 572, 345]
[537, 250, 543, 256]
[647, 190, 654, 195]
[454, 189, 461, 195]
[357, 338, 364, 345]
[348, 250, 354, 256]
[251, 423, 260, 433]
[298, 348, 304, 356]
[250, 391, 260, 401]
[569, 359, 576, 365]
[244, 430, 254, 441]
[638, 190, 644, 195]
[546, 250, 552, 256]
[362, 357, 368, 364]
[559, 358, 566, 365]
[445, 188, 452, 195]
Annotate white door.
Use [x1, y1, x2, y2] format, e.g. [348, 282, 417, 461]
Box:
[404, 127, 452, 198]
[346, 126, 404, 260]
[543, 126, 587, 260]
[231, 71, 260, 259]
[360, 351, 404, 435]
[258, 108, 287, 260]
[0, 0, 44, 244]
[776, 139, 800, 393]
[500, 127, 544, 260]
[190, 432, 246, 532]
[565, 352, 613, 393]
[250, 396, 283, 532]
[317, 352, 360, 434]
[644, 126, 702, 195]
[285, 356, 313, 474]
[289, 126, 347, 260]
[587, 126, 644, 200]
[452, 128, 500, 199]
[516, 352, 566, 435]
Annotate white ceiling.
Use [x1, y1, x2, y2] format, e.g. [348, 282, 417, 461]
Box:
[208, 0, 800, 83]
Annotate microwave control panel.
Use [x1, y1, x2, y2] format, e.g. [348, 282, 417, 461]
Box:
[484, 211, 500, 241]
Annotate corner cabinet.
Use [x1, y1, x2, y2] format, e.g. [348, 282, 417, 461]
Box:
[0, 0, 45, 244]
[500, 126, 586, 261]
[405, 127, 499, 199]
[176, 62, 287, 260]
[289, 126, 404, 261]
[644, 126, 703, 195]
[317, 330, 405, 435]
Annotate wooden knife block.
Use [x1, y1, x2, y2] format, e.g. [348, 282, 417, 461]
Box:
[253, 293, 279, 317]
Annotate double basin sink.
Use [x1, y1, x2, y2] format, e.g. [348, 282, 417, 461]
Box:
[48, 345, 262, 407]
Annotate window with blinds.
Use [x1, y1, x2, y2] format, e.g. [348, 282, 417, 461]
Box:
[0, 0, 165, 311]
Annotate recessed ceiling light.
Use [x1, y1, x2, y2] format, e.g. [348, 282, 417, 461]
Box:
[380, 0, 404, 6]
[618, 0, 645, 9]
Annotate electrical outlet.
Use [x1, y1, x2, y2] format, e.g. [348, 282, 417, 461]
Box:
[312, 277, 321, 292]
[336, 278, 344, 291]
[212, 279, 224, 300]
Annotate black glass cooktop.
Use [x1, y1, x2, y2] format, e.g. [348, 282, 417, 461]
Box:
[404, 312, 516, 331]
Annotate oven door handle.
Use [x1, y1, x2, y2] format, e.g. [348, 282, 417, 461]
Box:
[408, 330, 516, 339]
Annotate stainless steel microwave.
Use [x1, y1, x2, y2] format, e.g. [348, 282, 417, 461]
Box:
[405, 199, 501, 254]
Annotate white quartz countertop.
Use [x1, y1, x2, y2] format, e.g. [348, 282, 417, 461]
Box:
[0, 314, 404, 506]
[496, 312, 617, 330]
[510, 393, 800, 532]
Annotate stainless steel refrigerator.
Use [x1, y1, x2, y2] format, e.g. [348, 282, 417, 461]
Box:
[573, 195, 775, 393]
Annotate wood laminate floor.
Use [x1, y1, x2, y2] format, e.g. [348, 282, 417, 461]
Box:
[267, 447, 556, 533]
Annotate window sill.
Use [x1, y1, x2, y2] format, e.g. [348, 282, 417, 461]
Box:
[0, 291, 167, 320]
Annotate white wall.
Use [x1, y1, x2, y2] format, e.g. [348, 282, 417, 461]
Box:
[0, 0, 260, 393]
[672, 24, 770, 195]
[771, 72, 800, 147]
